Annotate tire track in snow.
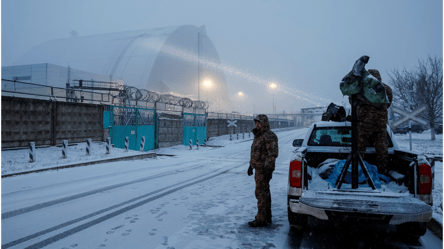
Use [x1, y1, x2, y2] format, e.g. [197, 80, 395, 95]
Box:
[2, 156, 216, 196]
[3, 162, 246, 249]
[2, 162, 210, 220]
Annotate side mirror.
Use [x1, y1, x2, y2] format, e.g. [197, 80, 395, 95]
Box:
[292, 139, 303, 147]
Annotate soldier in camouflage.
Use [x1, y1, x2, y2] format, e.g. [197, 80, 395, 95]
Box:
[356, 69, 393, 174]
[247, 114, 279, 227]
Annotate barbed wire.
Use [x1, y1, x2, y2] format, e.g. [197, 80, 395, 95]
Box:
[111, 85, 208, 108]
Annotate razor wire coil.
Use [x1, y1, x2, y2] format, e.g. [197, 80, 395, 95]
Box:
[117, 85, 208, 109]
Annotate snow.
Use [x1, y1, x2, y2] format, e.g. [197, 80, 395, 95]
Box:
[1, 142, 147, 175]
[393, 131, 443, 225]
[0, 127, 442, 248]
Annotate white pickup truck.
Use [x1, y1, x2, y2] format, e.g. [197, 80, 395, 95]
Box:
[287, 121, 434, 240]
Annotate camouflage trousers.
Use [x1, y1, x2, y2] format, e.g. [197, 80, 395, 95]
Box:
[357, 106, 388, 172]
[254, 170, 272, 223]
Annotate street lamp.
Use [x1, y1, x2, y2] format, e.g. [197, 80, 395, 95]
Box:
[204, 80, 212, 87]
[269, 83, 277, 114]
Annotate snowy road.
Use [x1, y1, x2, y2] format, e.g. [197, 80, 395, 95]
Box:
[2, 128, 442, 248]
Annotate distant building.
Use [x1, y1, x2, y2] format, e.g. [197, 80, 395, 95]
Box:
[8, 25, 231, 111]
[2, 63, 120, 87]
[1, 63, 122, 102]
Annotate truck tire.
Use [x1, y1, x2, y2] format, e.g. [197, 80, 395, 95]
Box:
[288, 207, 307, 231]
[396, 222, 427, 241]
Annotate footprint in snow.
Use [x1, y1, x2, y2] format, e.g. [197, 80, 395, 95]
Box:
[149, 229, 157, 235]
[122, 229, 132, 236]
[106, 225, 124, 234]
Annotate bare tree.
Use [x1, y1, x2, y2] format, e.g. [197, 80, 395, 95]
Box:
[388, 55, 443, 141]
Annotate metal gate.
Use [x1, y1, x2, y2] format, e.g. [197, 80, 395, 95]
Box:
[109, 106, 156, 151]
[183, 113, 207, 145]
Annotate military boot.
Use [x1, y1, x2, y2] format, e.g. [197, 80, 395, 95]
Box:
[255, 215, 272, 224]
[248, 219, 267, 227]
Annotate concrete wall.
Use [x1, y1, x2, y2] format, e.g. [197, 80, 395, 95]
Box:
[206, 119, 295, 138]
[2, 96, 297, 149]
[2, 96, 103, 147]
[54, 101, 103, 145]
[2, 96, 53, 147]
[157, 114, 183, 148]
[207, 119, 255, 138]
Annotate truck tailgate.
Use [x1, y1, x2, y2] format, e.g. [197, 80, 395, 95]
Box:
[300, 190, 432, 215]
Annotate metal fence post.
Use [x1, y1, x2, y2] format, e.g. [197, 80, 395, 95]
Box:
[86, 138, 91, 156]
[62, 140, 68, 158]
[125, 136, 129, 152]
[197, 139, 199, 150]
[29, 142, 35, 163]
[189, 139, 193, 150]
[106, 137, 111, 154]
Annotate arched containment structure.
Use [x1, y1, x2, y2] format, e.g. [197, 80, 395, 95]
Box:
[15, 25, 231, 111]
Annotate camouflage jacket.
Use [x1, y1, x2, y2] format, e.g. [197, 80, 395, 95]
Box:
[356, 83, 393, 124]
[250, 115, 279, 172]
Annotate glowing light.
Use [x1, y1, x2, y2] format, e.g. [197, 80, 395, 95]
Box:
[269, 83, 277, 89]
[203, 80, 212, 87]
[238, 92, 244, 97]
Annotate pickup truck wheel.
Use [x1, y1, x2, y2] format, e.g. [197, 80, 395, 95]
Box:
[288, 207, 307, 231]
[396, 222, 427, 241]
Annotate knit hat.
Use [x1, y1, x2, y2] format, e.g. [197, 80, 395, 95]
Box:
[368, 69, 382, 82]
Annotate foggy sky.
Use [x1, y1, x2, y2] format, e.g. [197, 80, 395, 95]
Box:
[2, 0, 442, 114]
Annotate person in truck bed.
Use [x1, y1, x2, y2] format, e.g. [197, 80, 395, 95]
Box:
[354, 69, 393, 174]
[247, 114, 279, 227]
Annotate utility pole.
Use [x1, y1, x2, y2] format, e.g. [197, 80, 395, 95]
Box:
[272, 90, 275, 114]
[197, 32, 200, 101]
[197, 25, 206, 102]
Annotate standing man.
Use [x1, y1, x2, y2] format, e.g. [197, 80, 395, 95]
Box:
[247, 114, 279, 227]
[355, 69, 393, 174]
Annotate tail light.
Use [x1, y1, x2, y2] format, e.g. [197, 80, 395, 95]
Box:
[289, 160, 302, 188]
[418, 164, 432, 195]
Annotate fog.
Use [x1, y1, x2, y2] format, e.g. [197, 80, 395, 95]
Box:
[2, 0, 442, 114]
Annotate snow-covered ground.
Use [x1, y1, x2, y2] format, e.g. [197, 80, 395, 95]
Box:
[1, 142, 146, 175]
[1, 127, 442, 248]
[393, 130, 443, 225]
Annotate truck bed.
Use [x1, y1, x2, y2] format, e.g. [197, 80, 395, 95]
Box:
[300, 189, 431, 216]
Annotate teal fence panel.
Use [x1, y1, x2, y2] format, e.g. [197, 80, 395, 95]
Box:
[182, 113, 207, 145]
[195, 114, 207, 145]
[137, 126, 155, 151]
[195, 126, 207, 145]
[103, 111, 112, 128]
[183, 126, 196, 145]
[111, 106, 156, 151]
[112, 125, 137, 150]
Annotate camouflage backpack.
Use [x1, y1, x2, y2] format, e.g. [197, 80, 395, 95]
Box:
[339, 56, 390, 105]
